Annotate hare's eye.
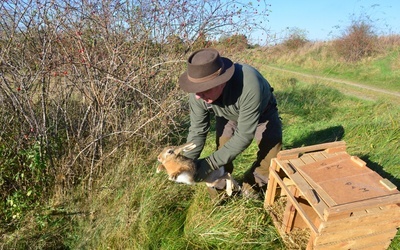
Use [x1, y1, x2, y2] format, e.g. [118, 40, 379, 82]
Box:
[167, 149, 174, 154]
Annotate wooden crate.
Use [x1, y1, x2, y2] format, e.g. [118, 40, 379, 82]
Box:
[265, 141, 400, 249]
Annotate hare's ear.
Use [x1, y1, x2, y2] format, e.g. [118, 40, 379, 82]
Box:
[183, 142, 196, 152]
[157, 164, 166, 173]
[175, 142, 196, 154]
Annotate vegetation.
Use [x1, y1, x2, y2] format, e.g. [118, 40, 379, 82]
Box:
[0, 0, 269, 231]
[282, 28, 309, 50]
[263, 14, 400, 93]
[263, 35, 400, 93]
[219, 34, 251, 52]
[1, 0, 399, 249]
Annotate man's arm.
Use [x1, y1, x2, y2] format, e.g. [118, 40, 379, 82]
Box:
[184, 93, 210, 159]
[207, 65, 271, 169]
[207, 89, 262, 168]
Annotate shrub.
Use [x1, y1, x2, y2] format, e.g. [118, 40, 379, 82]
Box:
[219, 34, 250, 51]
[282, 28, 309, 50]
[0, 0, 272, 231]
[0, 140, 49, 226]
[333, 20, 378, 62]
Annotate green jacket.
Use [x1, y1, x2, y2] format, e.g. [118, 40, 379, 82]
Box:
[185, 63, 277, 168]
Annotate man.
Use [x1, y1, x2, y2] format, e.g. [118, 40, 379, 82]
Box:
[178, 48, 282, 196]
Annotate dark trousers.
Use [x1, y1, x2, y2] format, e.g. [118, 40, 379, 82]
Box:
[215, 111, 282, 187]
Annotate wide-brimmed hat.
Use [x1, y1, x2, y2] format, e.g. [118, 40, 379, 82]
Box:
[179, 48, 235, 93]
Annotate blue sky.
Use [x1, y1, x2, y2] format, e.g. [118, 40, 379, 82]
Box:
[254, 0, 400, 43]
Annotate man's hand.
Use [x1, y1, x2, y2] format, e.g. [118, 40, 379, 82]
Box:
[194, 158, 216, 182]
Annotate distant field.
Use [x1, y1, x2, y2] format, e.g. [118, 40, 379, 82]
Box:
[241, 38, 400, 104]
[263, 65, 400, 105]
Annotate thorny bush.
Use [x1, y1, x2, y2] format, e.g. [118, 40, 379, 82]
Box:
[0, 0, 270, 228]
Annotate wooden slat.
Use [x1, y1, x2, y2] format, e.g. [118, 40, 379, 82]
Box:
[321, 150, 349, 158]
[277, 141, 347, 160]
[300, 154, 316, 164]
[380, 178, 398, 191]
[269, 170, 319, 234]
[278, 161, 329, 220]
[281, 185, 298, 233]
[353, 241, 392, 250]
[325, 144, 347, 154]
[317, 231, 397, 250]
[314, 229, 397, 250]
[318, 223, 399, 242]
[351, 155, 367, 167]
[289, 157, 306, 168]
[309, 151, 327, 162]
[296, 167, 338, 206]
[325, 194, 400, 220]
[318, 207, 400, 233]
[265, 159, 279, 206]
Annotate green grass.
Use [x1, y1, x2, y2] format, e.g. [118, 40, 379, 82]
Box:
[58, 79, 398, 250]
[1, 48, 399, 249]
[255, 42, 400, 93]
[324, 49, 400, 91]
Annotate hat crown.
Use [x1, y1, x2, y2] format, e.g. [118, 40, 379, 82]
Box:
[187, 49, 223, 80]
[178, 48, 234, 93]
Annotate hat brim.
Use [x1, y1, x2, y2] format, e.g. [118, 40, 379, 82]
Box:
[178, 57, 235, 93]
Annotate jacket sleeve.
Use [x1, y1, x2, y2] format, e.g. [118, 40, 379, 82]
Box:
[184, 93, 210, 160]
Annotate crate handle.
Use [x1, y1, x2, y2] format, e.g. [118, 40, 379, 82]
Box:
[380, 178, 397, 191]
[305, 189, 320, 205]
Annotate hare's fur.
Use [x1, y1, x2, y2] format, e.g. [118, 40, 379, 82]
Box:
[157, 143, 240, 194]
[157, 143, 196, 185]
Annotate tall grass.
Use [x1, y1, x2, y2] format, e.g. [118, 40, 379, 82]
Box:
[1, 35, 400, 249]
[3, 68, 399, 249]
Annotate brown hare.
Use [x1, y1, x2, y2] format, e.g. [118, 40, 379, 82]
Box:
[157, 142, 240, 195]
[157, 142, 197, 185]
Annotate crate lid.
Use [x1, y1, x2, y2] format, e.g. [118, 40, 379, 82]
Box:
[292, 152, 399, 206]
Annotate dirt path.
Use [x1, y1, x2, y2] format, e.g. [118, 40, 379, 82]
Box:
[266, 65, 400, 103]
